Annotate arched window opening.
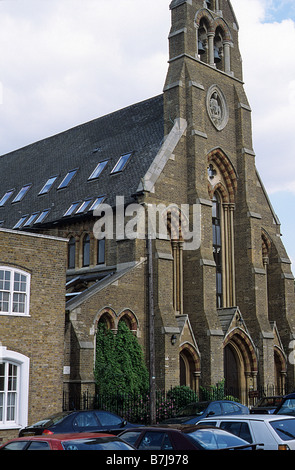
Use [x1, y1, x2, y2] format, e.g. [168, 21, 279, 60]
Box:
[198, 19, 209, 63]
[214, 28, 224, 70]
[208, 149, 237, 308]
[68, 236, 76, 269]
[97, 239, 105, 265]
[167, 208, 185, 314]
[212, 193, 223, 308]
[82, 234, 90, 267]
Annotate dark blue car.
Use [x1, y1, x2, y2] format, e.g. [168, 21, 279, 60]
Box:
[19, 410, 138, 437]
[274, 393, 295, 416]
[161, 400, 249, 425]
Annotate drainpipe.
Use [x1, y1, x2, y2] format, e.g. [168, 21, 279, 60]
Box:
[147, 237, 156, 424]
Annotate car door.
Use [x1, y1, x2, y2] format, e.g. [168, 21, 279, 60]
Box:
[72, 411, 101, 432]
[94, 410, 126, 433]
[206, 402, 222, 417]
[137, 431, 174, 450]
[219, 420, 253, 443]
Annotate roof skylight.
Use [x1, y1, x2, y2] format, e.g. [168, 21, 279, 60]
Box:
[0, 189, 14, 207]
[76, 198, 93, 214]
[13, 215, 28, 229]
[58, 169, 78, 189]
[63, 201, 80, 217]
[23, 212, 40, 227]
[88, 160, 108, 180]
[34, 209, 50, 224]
[12, 184, 31, 203]
[111, 153, 132, 174]
[90, 196, 105, 211]
[39, 176, 57, 195]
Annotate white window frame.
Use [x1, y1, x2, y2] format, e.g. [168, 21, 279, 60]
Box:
[0, 347, 30, 430]
[0, 267, 31, 317]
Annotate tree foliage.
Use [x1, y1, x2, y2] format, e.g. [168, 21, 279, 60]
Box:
[94, 321, 149, 395]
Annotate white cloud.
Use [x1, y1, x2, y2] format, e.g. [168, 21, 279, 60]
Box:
[0, 0, 294, 194]
[231, 0, 295, 194]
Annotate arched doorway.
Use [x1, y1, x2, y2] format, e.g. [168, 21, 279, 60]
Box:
[179, 344, 200, 394]
[224, 328, 258, 404]
[224, 343, 239, 397]
[274, 347, 287, 395]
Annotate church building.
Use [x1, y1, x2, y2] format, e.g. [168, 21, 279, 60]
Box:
[0, 0, 294, 406]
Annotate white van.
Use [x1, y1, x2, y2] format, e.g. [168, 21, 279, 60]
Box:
[198, 414, 295, 450]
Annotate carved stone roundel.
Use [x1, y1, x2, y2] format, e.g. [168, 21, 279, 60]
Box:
[206, 85, 229, 131]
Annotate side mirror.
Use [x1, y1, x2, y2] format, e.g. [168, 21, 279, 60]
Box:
[206, 411, 215, 417]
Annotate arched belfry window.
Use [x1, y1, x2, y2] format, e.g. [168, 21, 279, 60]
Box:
[196, 13, 232, 73]
[208, 149, 237, 308]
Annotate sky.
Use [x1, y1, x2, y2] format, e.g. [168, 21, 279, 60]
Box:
[0, 0, 295, 267]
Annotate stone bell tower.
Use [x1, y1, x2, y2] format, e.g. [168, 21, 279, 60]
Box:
[163, 0, 295, 393]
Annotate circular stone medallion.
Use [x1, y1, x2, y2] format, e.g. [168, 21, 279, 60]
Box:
[206, 85, 229, 131]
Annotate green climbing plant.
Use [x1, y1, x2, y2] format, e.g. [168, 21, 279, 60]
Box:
[94, 321, 149, 396]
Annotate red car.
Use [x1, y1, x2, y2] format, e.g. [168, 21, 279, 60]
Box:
[0, 432, 135, 450]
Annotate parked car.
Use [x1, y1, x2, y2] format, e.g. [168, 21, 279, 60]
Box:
[250, 396, 283, 414]
[0, 433, 135, 450]
[161, 400, 249, 425]
[119, 425, 258, 450]
[198, 414, 295, 450]
[274, 393, 295, 416]
[19, 410, 138, 437]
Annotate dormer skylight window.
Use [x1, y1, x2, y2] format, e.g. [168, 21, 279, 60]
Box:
[34, 209, 50, 224]
[0, 190, 14, 207]
[111, 153, 132, 174]
[12, 184, 31, 203]
[57, 169, 78, 189]
[39, 176, 57, 195]
[88, 160, 108, 180]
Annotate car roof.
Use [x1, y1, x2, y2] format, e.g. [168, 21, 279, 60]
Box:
[4, 432, 116, 443]
[120, 424, 217, 433]
[200, 414, 295, 422]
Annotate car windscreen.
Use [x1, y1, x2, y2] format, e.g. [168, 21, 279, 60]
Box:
[62, 437, 134, 450]
[270, 419, 295, 441]
[276, 398, 295, 416]
[186, 428, 250, 450]
[176, 402, 209, 417]
[29, 412, 72, 428]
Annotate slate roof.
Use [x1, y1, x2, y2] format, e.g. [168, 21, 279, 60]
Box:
[0, 94, 164, 230]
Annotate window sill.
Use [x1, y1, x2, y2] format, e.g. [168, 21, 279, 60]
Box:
[0, 313, 31, 318]
[0, 423, 21, 430]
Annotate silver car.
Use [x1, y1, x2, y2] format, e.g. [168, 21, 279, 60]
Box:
[198, 414, 295, 450]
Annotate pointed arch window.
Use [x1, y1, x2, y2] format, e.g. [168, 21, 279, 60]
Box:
[68, 237, 76, 269]
[208, 150, 237, 308]
[82, 234, 90, 267]
[212, 194, 223, 308]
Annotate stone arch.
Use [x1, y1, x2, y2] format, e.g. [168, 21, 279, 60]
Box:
[208, 181, 229, 203]
[179, 342, 201, 393]
[262, 229, 272, 264]
[224, 328, 258, 403]
[274, 346, 287, 394]
[195, 9, 215, 32]
[213, 17, 232, 42]
[118, 309, 139, 334]
[95, 307, 116, 331]
[207, 148, 237, 202]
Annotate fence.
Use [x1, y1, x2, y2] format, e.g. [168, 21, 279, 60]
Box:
[63, 383, 292, 424]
